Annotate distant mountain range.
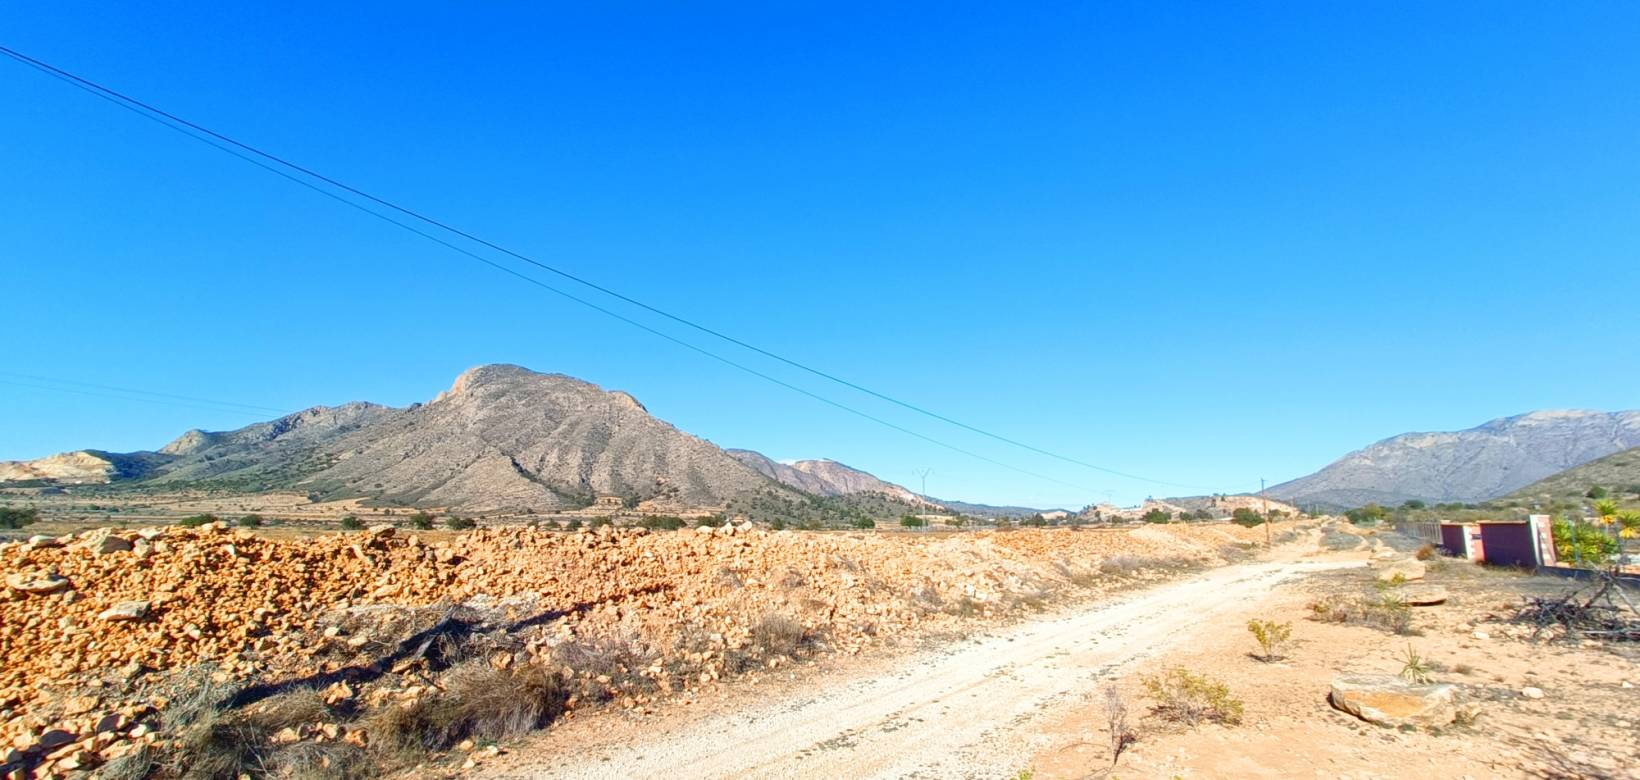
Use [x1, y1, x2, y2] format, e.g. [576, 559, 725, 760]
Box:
[7, 367, 1636, 517]
[0, 365, 936, 516]
[1269, 410, 1640, 509]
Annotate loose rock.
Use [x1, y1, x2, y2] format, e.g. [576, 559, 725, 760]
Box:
[1329, 674, 1457, 728]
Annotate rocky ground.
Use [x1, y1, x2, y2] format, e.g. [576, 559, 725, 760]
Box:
[0, 520, 1281, 778]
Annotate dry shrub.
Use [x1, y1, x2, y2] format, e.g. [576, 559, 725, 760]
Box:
[367, 660, 567, 756]
[1142, 667, 1243, 726]
[749, 614, 810, 658]
[1099, 555, 1148, 576]
[1103, 684, 1137, 766]
[1306, 594, 1414, 635]
[1415, 543, 1436, 561]
[553, 636, 656, 701]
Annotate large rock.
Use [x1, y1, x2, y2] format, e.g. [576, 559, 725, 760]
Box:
[5, 572, 72, 595]
[1329, 674, 1456, 727]
[80, 530, 133, 556]
[1376, 558, 1426, 583]
[99, 601, 152, 622]
[1393, 584, 1448, 606]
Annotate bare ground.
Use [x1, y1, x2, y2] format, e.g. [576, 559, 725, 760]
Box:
[481, 556, 1355, 779]
[483, 542, 1640, 780]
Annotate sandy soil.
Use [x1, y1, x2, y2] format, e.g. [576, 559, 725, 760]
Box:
[480, 555, 1356, 779]
[481, 541, 1640, 780]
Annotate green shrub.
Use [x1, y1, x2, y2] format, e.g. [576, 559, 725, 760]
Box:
[339, 516, 363, 530]
[1141, 508, 1172, 524]
[695, 515, 726, 528]
[1551, 517, 1618, 565]
[236, 514, 263, 528]
[565, 518, 583, 531]
[1586, 486, 1609, 499]
[1246, 618, 1292, 661]
[899, 515, 926, 528]
[769, 518, 787, 531]
[0, 507, 40, 529]
[1142, 667, 1243, 726]
[177, 514, 219, 528]
[445, 516, 476, 531]
[851, 518, 876, 530]
[1344, 504, 1388, 525]
[409, 511, 436, 530]
[1230, 508, 1265, 528]
[639, 515, 686, 531]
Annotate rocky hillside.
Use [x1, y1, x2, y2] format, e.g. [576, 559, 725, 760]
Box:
[1270, 410, 1640, 508]
[1501, 446, 1640, 505]
[725, 450, 927, 505]
[5, 365, 803, 512]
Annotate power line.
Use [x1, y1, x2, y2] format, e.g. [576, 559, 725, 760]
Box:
[0, 44, 1252, 495]
[0, 378, 279, 418]
[0, 371, 291, 415]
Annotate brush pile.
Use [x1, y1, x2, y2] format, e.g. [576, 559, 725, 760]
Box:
[1513, 570, 1640, 642]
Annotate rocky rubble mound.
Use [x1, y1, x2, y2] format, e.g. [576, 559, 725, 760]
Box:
[0, 521, 1276, 777]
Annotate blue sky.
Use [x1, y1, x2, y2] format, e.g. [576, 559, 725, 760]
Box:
[2, 3, 1637, 508]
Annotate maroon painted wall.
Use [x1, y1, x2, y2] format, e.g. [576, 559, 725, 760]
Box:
[1440, 525, 1467, 557]
[1478, 523, 1538, 568]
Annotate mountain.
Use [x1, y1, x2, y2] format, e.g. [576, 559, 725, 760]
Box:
[1501, 446, 1640, 505]
[4, 365, 801, 512]
[1270, 410, 1640, 509]
[725, 450, 927, 504]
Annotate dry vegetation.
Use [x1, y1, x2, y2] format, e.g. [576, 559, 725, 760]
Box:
[0, 518, 1283, 778]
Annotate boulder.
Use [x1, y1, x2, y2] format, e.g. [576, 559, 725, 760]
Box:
[5, 572, 72, 595]
[1392, 584, 1448, 606]
[1376, 558, 1426, 583]
[368, 524, 396, 539]
[80, 530, 133, 556]
[26, 535, 62, 549]
[99, 601, 152, 622]
[1329, 674, 1456, 727]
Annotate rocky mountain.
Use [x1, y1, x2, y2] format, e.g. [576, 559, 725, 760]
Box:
[1501, 446, 1640, 505]
[1270, 410, 1640, 509]
[4, 365, 804, 512]
[725, 450, 928, 504]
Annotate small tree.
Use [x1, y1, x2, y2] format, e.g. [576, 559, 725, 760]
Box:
[900, 515, 927, 528]
[236, 514, 263, 528]
[445, 515, 476, 530]
[851, 517, 876, 529]
[339, 516, 364, 530]
[0, 507, 40, 529]
[1587, 486, 1609, 499]
[1231, 507, 1265, 528]
[1141, 508, 1171, 524]
[408, 511, 435, 530]
[1246, 618, 1293, 661]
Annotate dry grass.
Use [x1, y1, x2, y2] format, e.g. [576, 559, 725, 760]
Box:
[367, 661, 567, 755]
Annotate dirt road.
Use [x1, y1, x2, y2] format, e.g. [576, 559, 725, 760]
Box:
[488, 558, 1355, 779]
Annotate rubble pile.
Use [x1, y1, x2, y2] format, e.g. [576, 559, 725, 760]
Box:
[0, 520, 1283, 776]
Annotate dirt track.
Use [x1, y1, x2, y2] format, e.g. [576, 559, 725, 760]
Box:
[488, 557, 1356, 779]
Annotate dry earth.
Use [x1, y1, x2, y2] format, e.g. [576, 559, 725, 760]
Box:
[0, 520, 1282, 778]
[484, 531, 1640, 780]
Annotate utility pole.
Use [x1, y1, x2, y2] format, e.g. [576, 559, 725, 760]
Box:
[1261, 477, 1272, 547]
[915, 468, 933, 532]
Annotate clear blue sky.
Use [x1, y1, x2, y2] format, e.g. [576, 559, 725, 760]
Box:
[2, 3, 1637, 508]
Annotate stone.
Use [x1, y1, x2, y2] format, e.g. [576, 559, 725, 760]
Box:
[1376, 559, 1426, 583]
[1392, 585, 1448, 606]
[82, 530, 133, 556]
[1521, 687, 1544, 700]
[99, 601, 152, 622]
[1471, 630, 1491, 640]
[5, 572, 71, 595]
[368, 524, 396, 538]
[26, 535, 62, 549]
[1329, 674, 1457, 728]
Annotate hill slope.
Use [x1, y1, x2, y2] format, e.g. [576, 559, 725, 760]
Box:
[6, 365, 800, 512]
[1269, 410, 1640, 508]
[1501, 446, 1640, 504]
[725, 450, 926, 504]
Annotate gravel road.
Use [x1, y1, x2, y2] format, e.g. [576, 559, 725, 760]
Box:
[489, 558, 1354, 779]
